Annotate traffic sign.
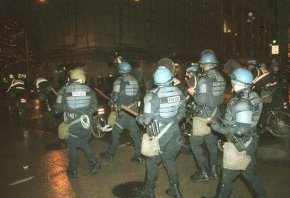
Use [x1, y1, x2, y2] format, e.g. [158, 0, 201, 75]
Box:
[271, 45, 279, 55]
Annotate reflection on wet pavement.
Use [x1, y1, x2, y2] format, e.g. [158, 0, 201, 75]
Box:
[43, 150, 74, 198]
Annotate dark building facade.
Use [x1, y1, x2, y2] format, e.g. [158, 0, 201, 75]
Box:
[2, 0, 288, 66]
[29, 0, 284, 63]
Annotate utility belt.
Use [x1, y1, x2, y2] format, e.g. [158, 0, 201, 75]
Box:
[141, 121, 174, 157]
[228, 131, 255, 152]
[148, 119, 176, 136]
[196, 105, 218, 120]
[58, 113, 91, 139]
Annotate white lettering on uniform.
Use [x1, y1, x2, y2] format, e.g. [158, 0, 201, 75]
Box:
[167, 96, 180, 103]
[72, 91, 86, 97]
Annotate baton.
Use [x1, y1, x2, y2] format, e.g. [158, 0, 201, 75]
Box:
[94, 87, 111, 101]
[51, 87, 58, 96]
[94, 87, 138, 117]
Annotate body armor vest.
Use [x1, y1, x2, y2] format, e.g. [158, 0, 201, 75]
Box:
[194, 69, 225, 108]
[64, 83, 92, 112]
[152, 86, 184, 123]
[224, 90, 262, 128]
[113, 74, 139, 105]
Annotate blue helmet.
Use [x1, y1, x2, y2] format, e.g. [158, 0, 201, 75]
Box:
[231, 68, 253, 86]
[118, 62, 132, 74]
[186, 64, 199, 73]
[247, 59, 258, 67]
[199, 50, 218, 66]
[153, 66, 173, 86]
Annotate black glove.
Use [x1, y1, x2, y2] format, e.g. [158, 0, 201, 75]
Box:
[136, 115, 145, 126]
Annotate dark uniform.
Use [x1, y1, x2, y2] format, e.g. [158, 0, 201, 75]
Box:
[6, 79, 26, 115]
[100, 66, 142, 162]
[190, 68, 225, 181]
[55, 72, 101, 178]
[182, 66, 201, 135]
[247, 59, 262, 82]
[212, 68, 266, 198]
[136, 66, 186, 198]
[266, 70, 289, 109]
[36, 78, 54, 114]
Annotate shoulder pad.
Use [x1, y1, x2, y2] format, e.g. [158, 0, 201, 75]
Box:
[144, 92, 154, 103]
[233, 99, 252, 112]
[114, 78, 122, 85]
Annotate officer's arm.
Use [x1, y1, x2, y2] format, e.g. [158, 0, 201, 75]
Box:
[176, 95, 186, 122]
[136, 92, 158, 126]
[193, 77, 207, 105]
[111, 78, 121, 103]
[211, 122, 250, 135]
[212, 99, 252, 135]
[54, 88, 65, 114]
[90, 90, 98, 114]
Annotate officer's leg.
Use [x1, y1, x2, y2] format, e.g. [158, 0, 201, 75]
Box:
[137, 155, 161, 197]
[100, 116, 124, 160]
[163, 136, 183, 197]
[127, 115, 142, 162]
[66, 137, 80, 178]
[242, 159, 266, 198]
[217, 168, 240, 198]
[242, 138, 266, 198]
[205, 133, 218, 178]
[79, 135, 101, 175]
[189, 135, 209, 181]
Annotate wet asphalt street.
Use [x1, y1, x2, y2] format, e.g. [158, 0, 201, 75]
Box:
[0, 98, 290, 198]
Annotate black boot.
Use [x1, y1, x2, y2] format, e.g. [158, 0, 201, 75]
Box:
[67, 167, 77, 179]
[136, 185, 155, 198]
[209, 165, 218, 179]
[190, 167, 209, 182]
[166, 183, 183, 198]
[89, 160, 102, 176]
[99, 150, 114, 161]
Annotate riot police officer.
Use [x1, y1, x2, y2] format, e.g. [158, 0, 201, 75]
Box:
[100, 62, 142, 163]
[187, 50, 226, 182]
[157, 58, 187, 96]
[6, 78, 27, 115]
[55, 67, 101, 179]
[181, 64, 201, 135]
[247, 59, 262, 82]
[136, 66, 185, 198]
[36, 77, 55, 115]
[211, 68, 266, 198]
[267, 61, 289, 109]
[185, 63, 201, 88]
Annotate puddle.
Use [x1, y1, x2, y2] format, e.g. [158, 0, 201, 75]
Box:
[112, 181, 144, 198]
